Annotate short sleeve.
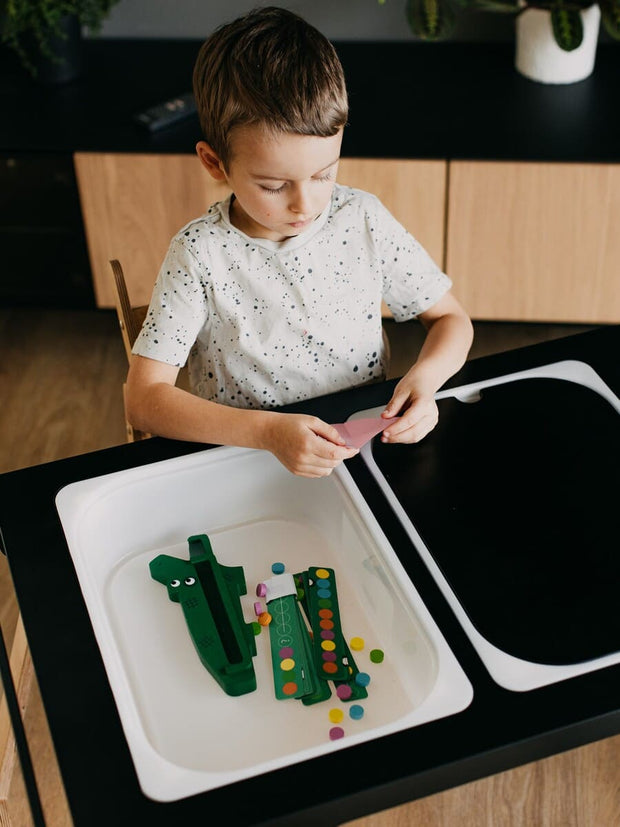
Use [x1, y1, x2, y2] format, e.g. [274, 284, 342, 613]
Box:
[132, 237, 210, 367]
[369, 197, 452, 322]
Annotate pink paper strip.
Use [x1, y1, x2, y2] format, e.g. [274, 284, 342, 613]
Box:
[332, 417, 399, 449]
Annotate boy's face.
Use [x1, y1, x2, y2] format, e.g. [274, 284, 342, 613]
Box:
[200, 126, 343, 242]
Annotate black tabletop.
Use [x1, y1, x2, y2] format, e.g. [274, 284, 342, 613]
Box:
[2, 39, 620, 161]
[1, 325, 619, 826]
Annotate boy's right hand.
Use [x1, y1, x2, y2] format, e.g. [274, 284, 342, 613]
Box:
[261, 413, 359, 478]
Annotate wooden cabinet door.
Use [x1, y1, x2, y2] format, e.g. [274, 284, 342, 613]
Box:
[447, 161, 620, 323]
[74, 152, 230, 307]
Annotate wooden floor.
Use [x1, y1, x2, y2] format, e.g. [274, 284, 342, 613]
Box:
[1, 306, 618, 826]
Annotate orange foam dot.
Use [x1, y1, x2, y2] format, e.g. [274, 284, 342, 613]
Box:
[282, 682, 298, 696]
[322, 662, 338, 674]
[319, 619, 334, 630]
[258, 612, 272, 626]
[318, 609, 333, 619]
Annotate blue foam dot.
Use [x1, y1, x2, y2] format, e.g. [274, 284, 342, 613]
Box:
[349, 704, 364, 720]
[316, 578, 330, 588]
[317, 588, 331, 599]
[355, 672, 371, 687]
[271, 562, 285, 574]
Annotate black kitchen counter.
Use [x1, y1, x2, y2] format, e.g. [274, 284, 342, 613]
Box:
[2, 39, 620, 161]
[1, 325, 619, 826]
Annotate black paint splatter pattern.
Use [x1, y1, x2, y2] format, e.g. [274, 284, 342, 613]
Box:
[132, 185, 451, 409]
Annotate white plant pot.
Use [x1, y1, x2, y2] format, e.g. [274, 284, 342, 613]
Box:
[515, 4, 601, 84]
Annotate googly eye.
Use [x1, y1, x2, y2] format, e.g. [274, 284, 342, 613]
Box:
[184, 576, 196, 586]
[170, 579, 181, 588]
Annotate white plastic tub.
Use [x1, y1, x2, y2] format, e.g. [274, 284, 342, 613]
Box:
[356, 360, 620, 692]
[56, 446, 473, 803]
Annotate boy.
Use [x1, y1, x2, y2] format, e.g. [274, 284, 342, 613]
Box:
[126, 6, 473, 478]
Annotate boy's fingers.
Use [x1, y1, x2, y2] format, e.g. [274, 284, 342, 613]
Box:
[383, 390, 407, 419]
[311, 419, 348, 446]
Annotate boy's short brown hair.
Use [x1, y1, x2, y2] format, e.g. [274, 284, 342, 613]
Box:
[192, 6, 348, 169]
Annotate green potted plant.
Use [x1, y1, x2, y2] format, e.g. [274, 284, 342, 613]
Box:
[402, 0, 620, 50]
[0, 0, 121, 82]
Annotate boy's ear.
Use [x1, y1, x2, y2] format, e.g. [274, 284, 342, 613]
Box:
[196, 141, 227, 181]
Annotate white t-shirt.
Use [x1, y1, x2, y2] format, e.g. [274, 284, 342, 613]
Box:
[132, 184, 451, 409]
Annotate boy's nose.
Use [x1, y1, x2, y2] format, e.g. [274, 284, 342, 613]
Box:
[289, 184, 312, 215]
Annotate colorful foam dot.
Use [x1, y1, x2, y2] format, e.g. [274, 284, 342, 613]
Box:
[370, 648, 385, 663]
[319, 619, 334, 630]
[282, 682, 298, 696]
[258, 611, 272, 626]
[315, 568, 330, 579]
[336, 684, 352, 700]
[271, 562, 285, 574]
[328, 708, 344, 723]
[251, 621, 261, 636]
[279, 646, 294, 658]
[350, 636, 365, 651]
[349, 704, 364, 720]
[318, 599, 332, 609]
[317, 588, 331, 599]
[253, 601, 263, 616]
[321, 639, 336, 651]
[320, 630, 335, 640]
[322, 651, 337, 662]
[355, 672, 371, 687]
[329, 726, 345, 740]
[316, 579, 330, 588]
[318, 609, 333, 619]
[322, 662, 338, 674]
[280, 658, 295, 671]
[256, 582, 267, 597]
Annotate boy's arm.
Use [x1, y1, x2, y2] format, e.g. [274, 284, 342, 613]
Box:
[380, 291, 474, 444]
[125, 355, 358, 478]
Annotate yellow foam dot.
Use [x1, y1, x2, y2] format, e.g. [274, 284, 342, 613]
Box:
[315, 568, 330, 579]
[321, 639, 336, 651]
[280, 658, 295, 671]
[350, 636, 365, 651]
[328, 708, 344, 723]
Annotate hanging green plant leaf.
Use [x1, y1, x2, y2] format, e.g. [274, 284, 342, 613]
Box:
[599, 0, 620, 37]
[551, 4, 584, 50]
[405, 0, 458, 39]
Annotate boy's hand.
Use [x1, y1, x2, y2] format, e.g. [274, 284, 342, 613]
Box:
[380, 379, 439, 444]
[262, 413, 359, 478]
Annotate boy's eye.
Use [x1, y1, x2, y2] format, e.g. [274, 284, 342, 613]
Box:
[259, 172, 334, 195]
[260, 184, 286, 194]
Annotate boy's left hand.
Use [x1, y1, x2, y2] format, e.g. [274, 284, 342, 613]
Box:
[379, 382, 438, 444]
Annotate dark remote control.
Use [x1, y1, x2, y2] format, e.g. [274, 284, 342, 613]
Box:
[134, 92, 197, 132]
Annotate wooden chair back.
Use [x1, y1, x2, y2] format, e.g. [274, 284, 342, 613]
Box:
[109, 259, 150, 442]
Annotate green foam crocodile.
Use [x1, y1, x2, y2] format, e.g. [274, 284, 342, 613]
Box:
[149, 533, 257, 696]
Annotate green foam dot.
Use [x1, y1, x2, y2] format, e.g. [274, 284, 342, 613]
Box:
[369, 648, 384, 663]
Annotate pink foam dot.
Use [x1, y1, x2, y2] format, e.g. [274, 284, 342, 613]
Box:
[329, 726, 345, 741]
